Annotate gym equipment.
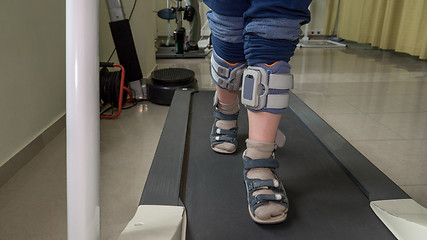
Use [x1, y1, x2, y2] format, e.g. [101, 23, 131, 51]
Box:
[106, 0, 145, 99]
[157, 7, 176, 47]
[156, 0, 209, 59]
[99, 62, 135, 119]
[297, 4, 346, 48]
[147, 68, 196, 105]
[138, 90, 413, 239]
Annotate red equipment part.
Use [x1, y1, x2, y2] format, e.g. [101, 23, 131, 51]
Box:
[123, 87, 134, 104]
[101, 64, 132, 119]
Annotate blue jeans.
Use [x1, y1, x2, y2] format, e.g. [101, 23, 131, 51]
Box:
[204, 0, 312, 65]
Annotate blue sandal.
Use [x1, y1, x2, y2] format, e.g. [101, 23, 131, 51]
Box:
[243, 155, 289, 224]
[210, 109, 239, 154]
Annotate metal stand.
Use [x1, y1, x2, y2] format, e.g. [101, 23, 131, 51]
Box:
[297, 4, 346, 48]
[156, 0, 210, 59]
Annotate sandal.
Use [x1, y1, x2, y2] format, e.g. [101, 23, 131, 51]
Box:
[210, 109, 239, 154]
[243, 155, 289, 224]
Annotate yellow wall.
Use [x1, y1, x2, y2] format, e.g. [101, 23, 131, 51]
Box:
[0, 0, 157, 167]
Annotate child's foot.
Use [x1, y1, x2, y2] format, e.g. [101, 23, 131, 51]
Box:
[210, 96, 239, 154]
[243, 139, 288, 224]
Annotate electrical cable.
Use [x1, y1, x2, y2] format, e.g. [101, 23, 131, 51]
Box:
[128, 0, 138, 19]
[103, 1, 139, 116]
[101, 64, 126, 119]
[100, 64, 136, 118]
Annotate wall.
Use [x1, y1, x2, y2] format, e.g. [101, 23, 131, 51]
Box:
[0, 0, 66, 167]
[306, 0, 327, 35]
[0, 0, 157, 170]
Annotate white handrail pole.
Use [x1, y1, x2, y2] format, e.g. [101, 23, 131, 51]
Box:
[66, 0, 100, 239]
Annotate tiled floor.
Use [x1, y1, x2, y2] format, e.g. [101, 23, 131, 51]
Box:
[290, 46, 427, 207]
[0, 44, 426, 239]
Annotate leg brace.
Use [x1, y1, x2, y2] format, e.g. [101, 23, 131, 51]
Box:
[241, 62, 293, 113]
[211, 50, 246, 91]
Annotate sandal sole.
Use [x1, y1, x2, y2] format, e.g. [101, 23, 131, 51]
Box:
[211, 146, 236, 154]
[247, 201, 288, 224]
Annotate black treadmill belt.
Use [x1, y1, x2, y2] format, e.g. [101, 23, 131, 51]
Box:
[183, 91, 394, 239]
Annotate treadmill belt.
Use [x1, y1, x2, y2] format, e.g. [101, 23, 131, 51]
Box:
[183, 91, 395, 239]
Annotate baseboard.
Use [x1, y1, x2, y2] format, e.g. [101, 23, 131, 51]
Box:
[0, 114, 66, 188]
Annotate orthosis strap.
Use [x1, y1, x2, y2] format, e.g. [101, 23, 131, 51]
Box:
[211, 54, 246, 91]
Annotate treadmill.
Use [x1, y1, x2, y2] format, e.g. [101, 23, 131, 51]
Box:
[130, 90, 419, 239]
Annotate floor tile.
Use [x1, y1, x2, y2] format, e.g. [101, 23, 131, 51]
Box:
[369, 112, 427, 139]
[350, 140, 427, 186]
[0, 130, 66, 198]
[0, 194, 67, 240]
[400, 185, 427, 208]
[294, 81, 427, 97]
[321, 113, 403, 141]
[0, 131, 67, 240]
[99, 102, 169, 239]
[344, 94, 427, 114]
[294, 93, 361, 114]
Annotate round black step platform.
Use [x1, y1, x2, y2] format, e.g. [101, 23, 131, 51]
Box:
[148, 68, 197, 105]
[151, 68, 195, 85]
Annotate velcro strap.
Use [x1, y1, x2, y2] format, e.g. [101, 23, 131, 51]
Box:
[243, 156, 279, 170]
[255, 193, 287, 202]
[212, 135, 235, 142]
[211, 67, 227, 86]
[214, 127, 237, 136]
[211, 67, 241, 91]
[213, 110, 239, 121]
[269, 74, 294, 90]
[265, 93, 290, 109]
[247, 179, 279, 191]
[211, 56, 230, 77]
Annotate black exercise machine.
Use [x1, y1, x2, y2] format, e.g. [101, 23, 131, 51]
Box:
[140, 90, 409, 239]
[156, 0, 209, 59]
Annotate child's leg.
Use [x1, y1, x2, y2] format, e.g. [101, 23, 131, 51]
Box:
[205, 10, 246, 153]
[241, 0, 312, 224]
[248, 111, 281, 143]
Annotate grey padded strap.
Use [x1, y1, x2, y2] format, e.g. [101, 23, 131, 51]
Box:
[211, 56, 230, 77]
[247, 179, 279, 191]
[265, 94, 290, 109]
[211, 56, 245, 91]
[255, 193, 287, 202]
[265, 73, 293, 109]
[243, 156, 279, 170]
[269, 74, 294, 90]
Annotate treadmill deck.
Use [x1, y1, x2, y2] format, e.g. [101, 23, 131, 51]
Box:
[141, 90, 409, 239]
